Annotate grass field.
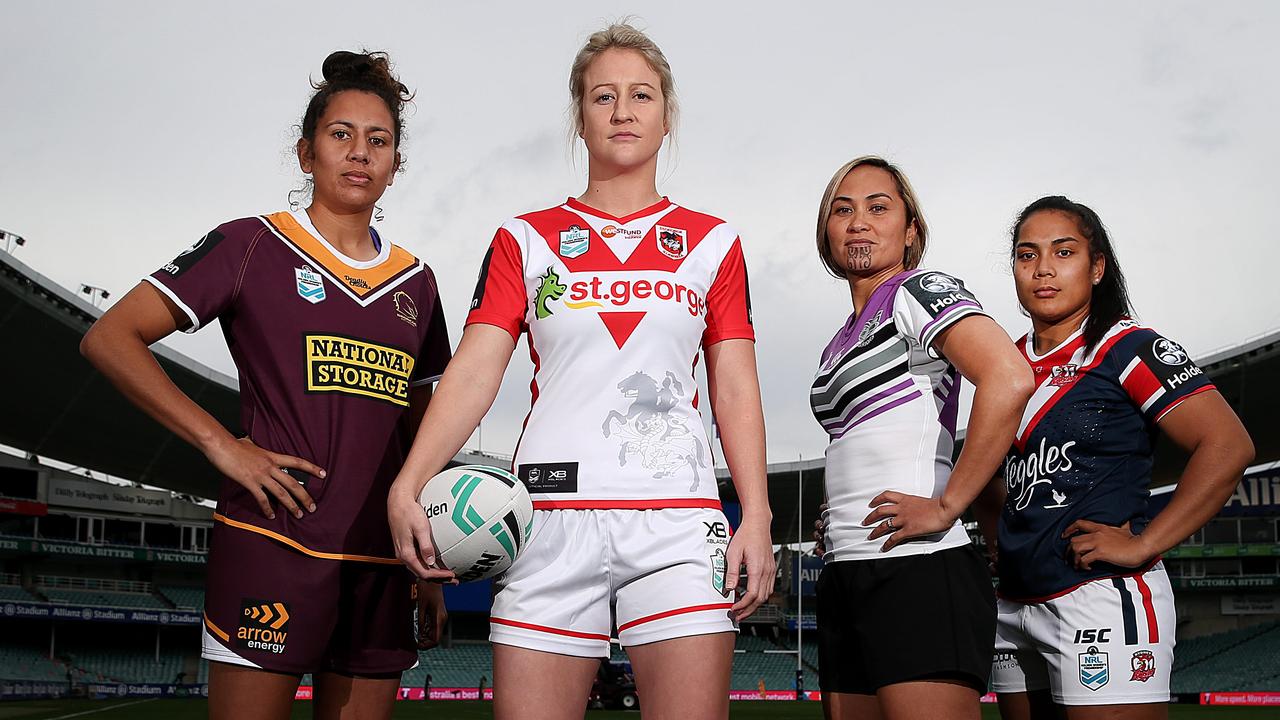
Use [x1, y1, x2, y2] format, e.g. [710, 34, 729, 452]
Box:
[0, 700, 1277, 719]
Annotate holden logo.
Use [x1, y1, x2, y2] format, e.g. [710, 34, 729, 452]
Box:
[1153, 338, 1187, 366]
[919, 273, 960, 293]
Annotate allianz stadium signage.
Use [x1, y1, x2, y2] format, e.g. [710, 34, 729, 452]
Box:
[0, 601, 200, 626]
[0, 537, 205, 564]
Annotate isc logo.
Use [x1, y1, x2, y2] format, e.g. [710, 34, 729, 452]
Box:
[1073, 628, 1111, 644]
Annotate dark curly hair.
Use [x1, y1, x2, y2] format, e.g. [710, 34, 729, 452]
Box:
[1010, 196, 1133, 353]
[302, 50, 412, 150]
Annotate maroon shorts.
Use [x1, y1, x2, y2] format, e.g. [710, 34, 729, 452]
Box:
[201, 519, 416, 676]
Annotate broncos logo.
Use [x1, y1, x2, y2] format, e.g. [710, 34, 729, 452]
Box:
[533, 267, 567, 320]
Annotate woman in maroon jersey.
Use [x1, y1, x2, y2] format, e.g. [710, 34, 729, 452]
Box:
[81, 51, 453, 720]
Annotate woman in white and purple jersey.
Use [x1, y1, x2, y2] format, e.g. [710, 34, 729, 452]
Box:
[809, 156, 1034, 720]
[984, 196, 1254, 719]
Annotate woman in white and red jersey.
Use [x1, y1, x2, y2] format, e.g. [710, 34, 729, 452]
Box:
[809, 156, 1035, 720]
[387, 23, 774, 720]
[984, 196, 1254, 719]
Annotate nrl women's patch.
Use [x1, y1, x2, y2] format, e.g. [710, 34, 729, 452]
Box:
[559, 225, 590, 258]
[295, 265, 326, 304]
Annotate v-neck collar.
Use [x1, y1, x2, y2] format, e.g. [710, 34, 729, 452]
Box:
[564, 196, 673, 224]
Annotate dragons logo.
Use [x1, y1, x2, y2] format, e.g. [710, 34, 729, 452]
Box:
[602, 371, 707, 490]
[533, 267, 567, 320]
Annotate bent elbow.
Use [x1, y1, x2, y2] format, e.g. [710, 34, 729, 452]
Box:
[80, 323, 103, 363]
[1235, 433, 1257, 472]
[1007, 363, 1036, 404]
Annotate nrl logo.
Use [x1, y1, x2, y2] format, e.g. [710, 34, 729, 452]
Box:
[393, 291, 418, 327]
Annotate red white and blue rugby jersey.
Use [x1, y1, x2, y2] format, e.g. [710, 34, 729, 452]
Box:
[467, 197, 753, 509]
[811, 269, 986, 560]
[997, 319, 1215, 601]
[146, 210, 451, 562]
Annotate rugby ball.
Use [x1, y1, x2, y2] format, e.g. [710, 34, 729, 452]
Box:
[418, 465, 533, 582]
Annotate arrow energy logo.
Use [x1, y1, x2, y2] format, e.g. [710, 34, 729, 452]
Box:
[237, 598, 291, 654]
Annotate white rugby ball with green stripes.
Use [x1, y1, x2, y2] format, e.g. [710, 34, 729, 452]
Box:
[419, 465, 533, 582]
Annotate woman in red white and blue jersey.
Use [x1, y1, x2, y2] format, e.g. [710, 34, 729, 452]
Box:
[985, 196, 1254, 719]
[387, 23, 774, 720]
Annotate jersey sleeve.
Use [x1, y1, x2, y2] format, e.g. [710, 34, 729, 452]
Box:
[702, 235, 755, 346]
[143, 221, 255, 333]
[410, 266, 452, 387]
[1118, 330, 1215, 423]
[892, 271, 988, 359]
[465, 227, 527, 341]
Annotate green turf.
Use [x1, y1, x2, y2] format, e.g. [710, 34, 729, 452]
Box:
[0, 699, 1276, 719]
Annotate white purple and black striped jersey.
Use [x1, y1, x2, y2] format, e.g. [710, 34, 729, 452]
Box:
[811, 269, 987, 560]
[997, 319, 1215, 601]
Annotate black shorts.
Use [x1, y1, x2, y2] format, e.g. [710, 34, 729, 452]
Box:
[201, 519, 416, 676]
[816, 544, 996, 695]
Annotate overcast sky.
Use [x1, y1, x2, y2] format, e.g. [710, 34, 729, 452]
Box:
[3, 1, 1277, 466]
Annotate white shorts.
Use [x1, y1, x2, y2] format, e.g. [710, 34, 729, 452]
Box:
[489, 508, 738, 657]
[992, 562, 1175, 705]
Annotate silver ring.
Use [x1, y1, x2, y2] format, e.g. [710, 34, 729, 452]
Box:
[886, 517, 894, 529]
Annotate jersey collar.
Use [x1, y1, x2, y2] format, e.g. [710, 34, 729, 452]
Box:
[563, 196, 673, 225]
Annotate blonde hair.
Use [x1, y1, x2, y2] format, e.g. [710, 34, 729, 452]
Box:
[568, 22, 678, 140]
[815, 155, 929, 278]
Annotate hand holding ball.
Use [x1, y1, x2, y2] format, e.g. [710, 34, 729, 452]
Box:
[417, 465, 533, 582]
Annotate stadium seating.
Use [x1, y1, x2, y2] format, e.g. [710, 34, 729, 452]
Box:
[0, 644, 72, 683]
[40, 588, 169, 610]
[1172, 622, 1280, 692]
[0, 584, 37, 602]
[157, 585, 204, 610]
[59, 646, 185, 684]
[407, 643, 494, 688]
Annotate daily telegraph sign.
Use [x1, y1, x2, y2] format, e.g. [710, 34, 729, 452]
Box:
[0, 602, 200, 626]
[47, 477, 171, 516]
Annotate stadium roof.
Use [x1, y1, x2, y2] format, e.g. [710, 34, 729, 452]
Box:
[4, 244, 1277, 542]
[0, 248, 240, 499]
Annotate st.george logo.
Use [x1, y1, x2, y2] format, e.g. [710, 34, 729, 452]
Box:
[655, 225, 687, 259]
[295, 265, 326, 304]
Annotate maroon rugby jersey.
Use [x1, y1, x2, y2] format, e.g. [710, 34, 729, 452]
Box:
[146, 210, 450, 562]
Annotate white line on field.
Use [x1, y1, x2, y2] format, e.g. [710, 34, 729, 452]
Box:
[45, 699, 158, 720]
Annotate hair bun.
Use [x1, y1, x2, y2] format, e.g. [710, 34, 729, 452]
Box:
[322, 51, 376, 83]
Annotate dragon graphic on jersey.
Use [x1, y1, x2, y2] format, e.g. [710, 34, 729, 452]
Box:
[602, 371, 707, 490]
[533, 267, 567, 320]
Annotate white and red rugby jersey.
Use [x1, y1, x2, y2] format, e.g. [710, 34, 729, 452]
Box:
[467, 197, 754, 510]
